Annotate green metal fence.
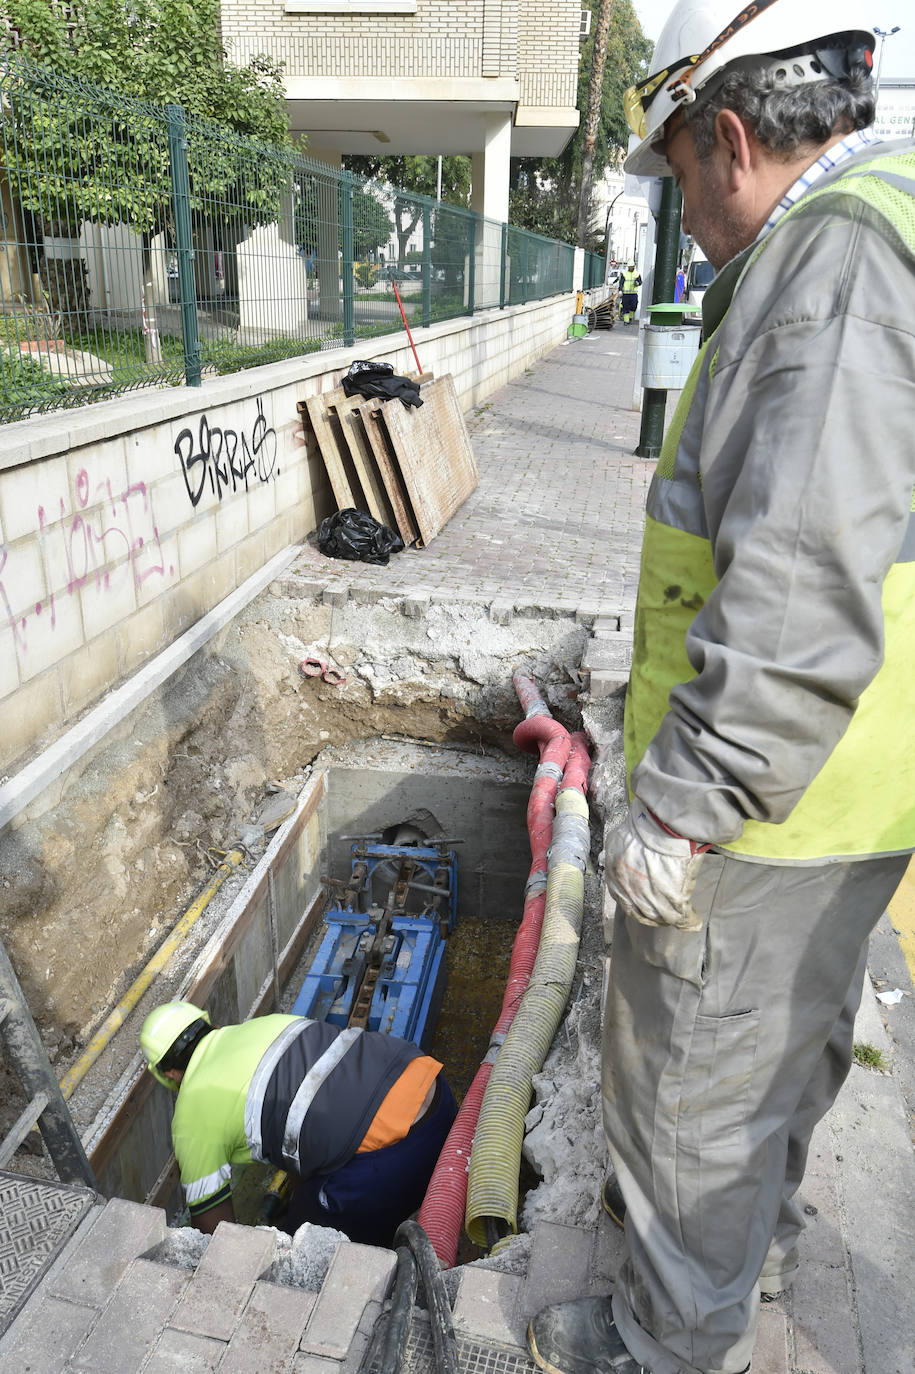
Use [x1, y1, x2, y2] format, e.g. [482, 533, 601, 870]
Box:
[583, 250, 606, 290]
[0, 57, 603, 424]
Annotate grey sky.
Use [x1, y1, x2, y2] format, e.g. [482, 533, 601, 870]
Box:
[631, 2, 915, 80]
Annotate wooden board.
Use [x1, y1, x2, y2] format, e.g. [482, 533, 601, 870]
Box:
[298, 373, 433, 521]
[328, 393, 398, 530]
[373, 375, 478, 547]
[299, 390, 364, 511]
[357, 398, 421, 547]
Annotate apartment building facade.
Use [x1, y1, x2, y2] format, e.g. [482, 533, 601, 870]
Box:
[219, 0, 582, 224]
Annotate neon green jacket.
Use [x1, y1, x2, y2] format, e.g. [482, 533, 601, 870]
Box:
[170, 1014, 420, 1215]
[625, 143, 915, 863]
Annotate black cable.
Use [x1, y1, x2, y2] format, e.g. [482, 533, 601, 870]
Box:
[378, 1244, 418, 1374]
[392, 1219, 460, 1374]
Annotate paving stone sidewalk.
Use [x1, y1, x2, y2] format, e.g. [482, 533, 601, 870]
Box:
[293, 329, 655, 618]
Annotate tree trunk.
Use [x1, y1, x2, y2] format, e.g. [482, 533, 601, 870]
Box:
[577, 0, 614, 248]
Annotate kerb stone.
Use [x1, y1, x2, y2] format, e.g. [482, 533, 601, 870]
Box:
[169, 1222, 276, 1342]
[453, 1268, 526, 1348]
[71, 1257, 189, 1372]
[300, 1242, 395, 1360]
[46, 1198, 167, 1308]
[521, 1221, 593, 1319]
[219, 1280, 315, 1374]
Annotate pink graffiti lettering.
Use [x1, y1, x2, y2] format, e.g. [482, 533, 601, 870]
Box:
[4, 470, 173, 656]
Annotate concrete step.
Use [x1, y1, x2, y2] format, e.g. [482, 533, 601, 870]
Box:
[298, 1240, 396, 1364]
[0, 1197, 380, 1374]
[167, 1221, 277, 1342]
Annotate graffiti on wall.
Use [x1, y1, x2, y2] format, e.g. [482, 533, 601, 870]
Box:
[1, 473, 173, 654]
[174, 397, 279, 508]
[2, 395, 278, 662]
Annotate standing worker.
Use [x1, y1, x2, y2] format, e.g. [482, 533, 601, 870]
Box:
[140, 1003, 456, 1244]
[528, 2, 915, 1372]
[620, 261, 642, 323]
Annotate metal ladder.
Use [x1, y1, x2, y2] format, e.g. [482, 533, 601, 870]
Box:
[0, 938, 96, 1188]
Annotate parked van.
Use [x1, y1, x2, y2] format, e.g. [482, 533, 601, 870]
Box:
[685, 244, 715, 311]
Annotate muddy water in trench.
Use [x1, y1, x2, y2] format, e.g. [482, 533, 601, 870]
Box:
[429, 910, 516, 1101]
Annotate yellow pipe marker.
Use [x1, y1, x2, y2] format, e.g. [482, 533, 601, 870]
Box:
[59, 850, 244, 1099]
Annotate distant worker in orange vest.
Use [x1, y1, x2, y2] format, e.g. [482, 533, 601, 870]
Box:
[620, 262, 642, 324]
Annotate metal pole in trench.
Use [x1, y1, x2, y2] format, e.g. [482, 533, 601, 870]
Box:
[635, 178, 682, 459]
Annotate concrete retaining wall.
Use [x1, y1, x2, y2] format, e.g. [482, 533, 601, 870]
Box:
[0, 292, 578, 775]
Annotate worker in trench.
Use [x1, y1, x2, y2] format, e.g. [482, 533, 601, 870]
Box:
[139, 1001, 456, 1244]
[527, 2, 915, 1373]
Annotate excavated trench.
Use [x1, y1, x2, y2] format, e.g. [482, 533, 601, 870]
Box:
[0, 578, 627, 1256]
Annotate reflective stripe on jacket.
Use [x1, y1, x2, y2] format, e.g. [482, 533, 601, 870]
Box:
[171, 1014, 422, 1213]
[625, 144, 915, 863]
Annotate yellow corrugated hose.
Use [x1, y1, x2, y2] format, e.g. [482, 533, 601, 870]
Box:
[465, 786, 588, 1245]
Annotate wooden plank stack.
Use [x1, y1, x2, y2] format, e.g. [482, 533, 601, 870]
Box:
[298, 372, 478, 549]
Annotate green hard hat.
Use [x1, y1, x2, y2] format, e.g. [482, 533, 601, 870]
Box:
[140, 1002, 210, 1090]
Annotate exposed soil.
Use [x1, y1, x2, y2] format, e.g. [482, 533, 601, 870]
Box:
[0, 587, 590, 1154]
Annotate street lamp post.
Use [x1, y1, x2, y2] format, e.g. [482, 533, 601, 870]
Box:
[873, 25, 901, 98]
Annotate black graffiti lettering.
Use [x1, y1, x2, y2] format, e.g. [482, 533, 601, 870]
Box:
[252, 398, 278, 484]
[173, 398, 278, 508]
[175, 427, 206, 507]
[208, 423, 230, 501]
[224, 428, 245, 492]
[238, 434, 258, 489]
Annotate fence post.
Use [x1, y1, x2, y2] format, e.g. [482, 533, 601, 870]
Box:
[341, 170, 355, 348]
[166, 104, 201, 388]
[521, 235, 529, 306]
[466, 215, 476, 315]
[422, 203, 432, 329]
[499, 223, 507, 309]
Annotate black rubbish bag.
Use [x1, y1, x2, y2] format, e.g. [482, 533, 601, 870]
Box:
[318, 508, 405, 565]
[341, 358, 423, 409]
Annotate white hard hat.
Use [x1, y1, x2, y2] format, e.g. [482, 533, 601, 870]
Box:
[624, 0, 875, 177]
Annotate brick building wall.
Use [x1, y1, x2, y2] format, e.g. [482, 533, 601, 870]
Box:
[219, 0, 579, 108]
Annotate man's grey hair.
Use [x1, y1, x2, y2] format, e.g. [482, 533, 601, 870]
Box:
[686, 41, 875, 162]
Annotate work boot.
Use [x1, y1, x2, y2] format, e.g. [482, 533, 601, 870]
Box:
[601, 1172, 626, 1230]
[527, 1296, 647, 1373]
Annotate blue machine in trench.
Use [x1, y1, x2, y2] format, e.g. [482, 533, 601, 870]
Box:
[258, 824, 459, 1222]
[291, 830, 459, 1050]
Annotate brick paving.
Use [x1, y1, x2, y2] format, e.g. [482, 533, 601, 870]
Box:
[294, 330, 655, 617]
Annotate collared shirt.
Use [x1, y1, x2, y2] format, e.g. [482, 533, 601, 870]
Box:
[758, 127, 880, 239]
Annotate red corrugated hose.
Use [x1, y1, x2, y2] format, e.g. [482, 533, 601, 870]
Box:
[417, 671, 574, 1266]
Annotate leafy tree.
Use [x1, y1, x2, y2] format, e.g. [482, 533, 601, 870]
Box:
[3, 0, 289, 141]
[510, 0, 651, 246]
[344, 154, 471, 267]
[352, 181, 392, 260]
[0, 0, 293, 274]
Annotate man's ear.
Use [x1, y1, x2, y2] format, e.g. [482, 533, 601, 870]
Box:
[714, 108, 753, 190]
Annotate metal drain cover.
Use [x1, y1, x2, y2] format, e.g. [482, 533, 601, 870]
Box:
[363, 1311, 538, 1374]
[0, 1170, 97, 1335]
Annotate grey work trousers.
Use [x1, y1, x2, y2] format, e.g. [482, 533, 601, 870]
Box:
[602, 850, 908, 1374]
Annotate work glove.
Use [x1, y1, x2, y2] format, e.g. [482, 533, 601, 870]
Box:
[604, 798, 712, 931]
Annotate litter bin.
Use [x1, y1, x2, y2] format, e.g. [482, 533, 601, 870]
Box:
[640, 299, 697, 387]
[642, 324, 701, 388]
[641, 302, 702, 389]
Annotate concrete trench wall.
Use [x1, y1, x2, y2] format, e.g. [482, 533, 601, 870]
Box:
[88, 745, 534, 1215]
[0, 292, 579, 777]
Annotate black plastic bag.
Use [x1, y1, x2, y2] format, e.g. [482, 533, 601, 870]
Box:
[318, 508, 405, 565]
[341, 358, 423, 409]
